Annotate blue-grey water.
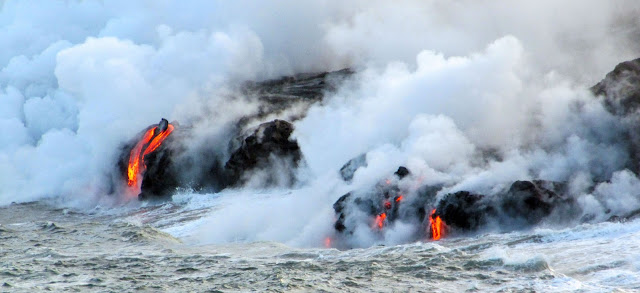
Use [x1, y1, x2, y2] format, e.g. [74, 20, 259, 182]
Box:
[2, 195, 639, 292]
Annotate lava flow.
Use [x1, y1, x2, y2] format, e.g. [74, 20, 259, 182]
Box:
[127, 120, 174, 188]
[429, 209, 445, 240]
[324, 237, 332, 248]
[375, 213, 387, 229]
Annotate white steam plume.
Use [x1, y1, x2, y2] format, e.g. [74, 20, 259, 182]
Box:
[1, 1, 640, 247]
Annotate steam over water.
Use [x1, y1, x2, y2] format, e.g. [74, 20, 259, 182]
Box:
[2, 0, 640, 291]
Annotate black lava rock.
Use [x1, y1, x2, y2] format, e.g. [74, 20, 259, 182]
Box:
[436, 191, 495, 231]
[592, 58, 640, 116]
[339, 154, 367, 182]
[394, 166, 410, 179]
[224, 119, 302, 186]
[332, 167, 437, 235]
[119, 119, 303, 200]
[498, 180, 579, 227]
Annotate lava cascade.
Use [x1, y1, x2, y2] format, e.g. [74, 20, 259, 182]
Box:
[126, 122, 174, 189]
[429, 209, 445, 240]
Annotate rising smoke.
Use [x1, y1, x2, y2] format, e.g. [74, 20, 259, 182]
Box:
[1, 0, 640, 247]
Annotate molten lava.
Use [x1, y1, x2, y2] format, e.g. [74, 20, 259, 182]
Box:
[324, 237, 332, 248]
[375, 213, 387, 229]
[395, 195, 404, 202]
[144, 124, 175, 155]
[429, 209, 445, 240]
[126, 123, 174, 188]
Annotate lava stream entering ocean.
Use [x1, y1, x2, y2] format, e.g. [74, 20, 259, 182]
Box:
[429, 209, 445, 241]
[375, 213, 387, 229]
[126, 121, 174, 189]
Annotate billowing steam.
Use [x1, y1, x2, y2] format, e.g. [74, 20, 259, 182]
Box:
[2, 1, 640, 247]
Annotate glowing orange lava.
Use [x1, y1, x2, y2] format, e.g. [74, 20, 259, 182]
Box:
[395, 195, 404, 202]
[324, 237, 332, 248]
[127, 127, 155, 186]
[143, 124, 174, 155]
[126, 124, 174, 188]
[429, 209, 445, 240]
[375, 213, 387, 229]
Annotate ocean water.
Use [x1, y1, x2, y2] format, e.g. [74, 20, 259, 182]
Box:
[2, 195, 639, 292]
[3, 1, 640, 292]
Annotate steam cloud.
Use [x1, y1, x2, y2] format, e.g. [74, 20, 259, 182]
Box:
[1, 0, 640, 246]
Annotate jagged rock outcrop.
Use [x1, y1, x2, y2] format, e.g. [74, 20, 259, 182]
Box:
[118, 119, 302, 200]
[436, 191, 494, 231]
[332, 167, 422, 235]
[225, 119, 302, 186]
[331, 167, 450, 244]
[332, 165, 581, 240]
[592, 58, 640, 116]
[116, 69, 352, 200]
[328, 58, 640, 247]
[237, 68, 354, 127]
[339, 154, 367, 182]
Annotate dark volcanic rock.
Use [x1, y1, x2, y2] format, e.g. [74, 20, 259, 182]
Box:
[119, 119, 303, 199]
[339, 154, 367, 182]
[332, 167, 439, 237]
[245, 68, 354, 100]
[499, 180, 578, 227]
[117, 69, 352, 200]
[333, 175, 581, 239]
[394, 166, 410, 179]
[332, 193, 352, 232]
[436, 191, 495, 231]
[434, 180, 577, 232]
[500, 180, 557, 225]
[225, 119, 302, 186]
[137, 141, 181, 199]
[591, 58, 640, 175]
[592, 58, 640, 116]
[117, 119, 187, 199]
[239, 68, 354, 126]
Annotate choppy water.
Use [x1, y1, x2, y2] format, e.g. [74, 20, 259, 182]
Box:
[1, 198, 639, 292]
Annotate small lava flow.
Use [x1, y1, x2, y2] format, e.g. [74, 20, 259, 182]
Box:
[126, 119, 175, 191]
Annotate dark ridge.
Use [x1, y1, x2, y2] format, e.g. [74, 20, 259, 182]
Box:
[244, 68, 354, 100]
[116, 69, 353, 200]
[224, 119, 302, 186]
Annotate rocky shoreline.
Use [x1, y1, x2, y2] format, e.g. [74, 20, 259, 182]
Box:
[117, 58, 640, 246]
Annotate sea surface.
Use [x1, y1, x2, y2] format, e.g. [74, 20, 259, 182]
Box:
[1, 193, 640, 293]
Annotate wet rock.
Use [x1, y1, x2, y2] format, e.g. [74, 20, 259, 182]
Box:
[117, 68, 352, 200]
[499, 180, 574, 227]
[591, 58, 640, 175]
[500, 181, 555, 225]
[394, 166, 410, 179]
[224, 119, 302, 186]
[117, 119, 183, 199]
[592, 58, 640, 116]
[436, 180, 576, 231]
[605, 208, 640, 223]
[137, 149, 180, 199]
[332, 193, 351, 232]
[238, 68, 354, 127]
[333, 174, 583, 238]
[332, 192, 380, 233]
[332, 167, 440, 236]
[436, 191, 495, 231]
[244, 68, 354, 101]
[339, 154, 367, 182]
[121, 119, 304, 200]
